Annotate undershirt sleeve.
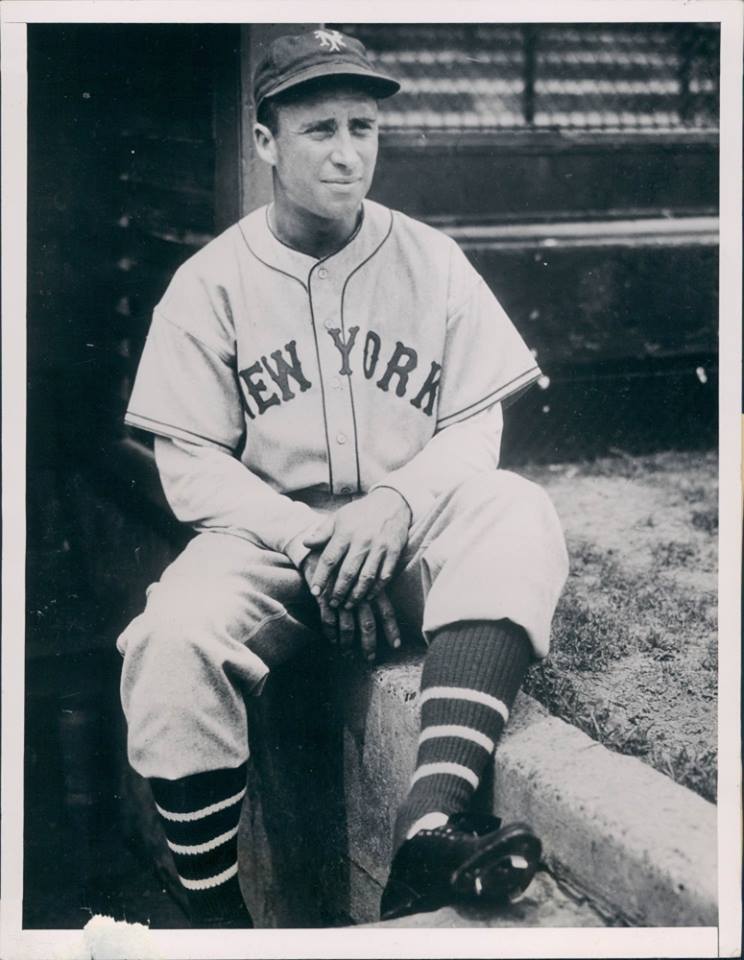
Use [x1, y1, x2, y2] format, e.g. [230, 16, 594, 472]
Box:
[154, 436, 321, 568]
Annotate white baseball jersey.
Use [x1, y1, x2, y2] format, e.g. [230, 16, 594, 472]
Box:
[125, 200, 541, 510]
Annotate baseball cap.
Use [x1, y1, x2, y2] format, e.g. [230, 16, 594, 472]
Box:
[253, 29, 400, 112]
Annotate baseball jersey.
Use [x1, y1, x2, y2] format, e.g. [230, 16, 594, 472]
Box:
[125, 200, 541, 514]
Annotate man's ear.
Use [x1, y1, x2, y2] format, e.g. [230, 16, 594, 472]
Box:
[254, 123, 277, 166]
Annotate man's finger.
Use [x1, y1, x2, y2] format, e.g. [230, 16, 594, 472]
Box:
[303, 516, 334, 548]
[329, 545, 368, 609]
[378, 542, 404, 585]
[347, 545, 384, 607]
[310, 535, 349, 598]
[318, 598, 338, 645]
[375, 591, 401, 650]
[338, 607, 355, 650]
[357, 601, 378, 662]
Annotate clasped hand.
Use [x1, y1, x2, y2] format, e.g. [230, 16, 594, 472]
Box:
[300, 487, 411, 661]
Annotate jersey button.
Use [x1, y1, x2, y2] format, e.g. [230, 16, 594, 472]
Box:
[336, 432, 347, 444]
[331, 377, 341, 389]
[324, 319, 334, 330]
[317, 267, 329, 279]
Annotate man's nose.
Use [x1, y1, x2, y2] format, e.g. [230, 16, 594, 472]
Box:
[330, 129, 360, 167]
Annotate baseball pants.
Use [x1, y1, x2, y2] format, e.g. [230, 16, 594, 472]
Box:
[118, 470, 568, 781]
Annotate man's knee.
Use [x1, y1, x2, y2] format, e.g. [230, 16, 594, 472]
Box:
[443, 470, 568, 575]
[118, 576, 248, 666]
[153, 575, 250, 639]
[118, 573, 268, 779]
[449, 470, 559, 529]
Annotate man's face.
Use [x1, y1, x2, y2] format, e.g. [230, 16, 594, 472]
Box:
[258, 85, 379, 225]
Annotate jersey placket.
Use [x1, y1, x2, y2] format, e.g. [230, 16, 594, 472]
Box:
[308, 263, 359, 496]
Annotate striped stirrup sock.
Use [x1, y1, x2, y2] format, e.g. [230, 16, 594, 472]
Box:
[393, 621, 532, 852]
[149, 764, 252, 927]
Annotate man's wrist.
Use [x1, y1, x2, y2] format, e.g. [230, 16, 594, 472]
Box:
[284, 532, 314, 570]
[370, 474, 436, 526]
[368, 484, 413, 527]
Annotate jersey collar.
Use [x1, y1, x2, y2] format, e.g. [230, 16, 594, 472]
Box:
[238, 200, 393, 289]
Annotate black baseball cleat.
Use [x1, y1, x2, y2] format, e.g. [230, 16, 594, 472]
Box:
[380, 813, 541, 921]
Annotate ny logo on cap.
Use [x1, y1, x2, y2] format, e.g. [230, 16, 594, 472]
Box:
[314, 29, 346, 52]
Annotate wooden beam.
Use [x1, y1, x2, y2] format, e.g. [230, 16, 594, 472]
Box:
[445, 215, 720, 250]
[238, 23, 318, 215]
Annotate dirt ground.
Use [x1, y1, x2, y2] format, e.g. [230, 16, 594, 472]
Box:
[521, 449, 718, 803]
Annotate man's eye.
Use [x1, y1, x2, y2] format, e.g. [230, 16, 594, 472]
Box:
[308, 126, 334, 138]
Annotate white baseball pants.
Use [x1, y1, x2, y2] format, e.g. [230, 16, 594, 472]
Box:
[118, 470, 568, 780]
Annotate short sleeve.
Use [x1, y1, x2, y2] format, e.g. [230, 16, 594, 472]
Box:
[125, 310, 245, 452]
[435, 243, 541, 433]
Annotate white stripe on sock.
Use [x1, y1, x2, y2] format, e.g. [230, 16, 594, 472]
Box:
[419, 686, 510, 723]
[155, 787, 246, 823]
[167, 825, 239, 856]
[418, 724, 495, 753]
[410, 761, 479, 790]
[178, 862, 238, 891]
[406, 811, 449, 839]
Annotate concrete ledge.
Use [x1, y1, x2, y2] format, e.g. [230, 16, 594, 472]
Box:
[235, 646, 716, 927]
[364, 870, 608, 928]
[337, 655, 717, 927]
[492, 696, 717, 926]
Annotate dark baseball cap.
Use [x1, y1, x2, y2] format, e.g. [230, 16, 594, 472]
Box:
[253, 29, 400, 112]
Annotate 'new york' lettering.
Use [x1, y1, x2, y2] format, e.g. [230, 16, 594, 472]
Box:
[239, 329, 440, 418]
[240, 339, 311, 419]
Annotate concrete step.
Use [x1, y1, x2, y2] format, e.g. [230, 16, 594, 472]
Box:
[236, 649, 715, 927]
[364, 869, 613, 928]
[335, 660, 715, 927]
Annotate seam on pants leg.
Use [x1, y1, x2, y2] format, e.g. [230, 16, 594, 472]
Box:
[241, 607, 295, 645]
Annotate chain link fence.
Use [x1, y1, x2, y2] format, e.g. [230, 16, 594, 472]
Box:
[339, 23, 720, 131]
[338, 23, 719, 133]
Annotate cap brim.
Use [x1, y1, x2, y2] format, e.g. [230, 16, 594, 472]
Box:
[258, 62, 400, 108]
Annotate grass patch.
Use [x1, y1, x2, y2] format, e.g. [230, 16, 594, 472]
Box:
[524, 530, 716, 802]
[524, 662, 717, 803]
[553, 540, 715, 669]
[522, 451, 718, 803]
[691, 508, 718, 534]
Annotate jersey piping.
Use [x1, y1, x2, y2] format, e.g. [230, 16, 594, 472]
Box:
[306, 261, 335, 494]
[125, 411, 236, 452]
[339, 210, 395, 493]
[265, 202, 366, 257]
[238, 226, 309, 292]
[436, 365, 541, 431]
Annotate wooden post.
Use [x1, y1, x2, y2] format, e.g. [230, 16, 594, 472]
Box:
[213, 24, 319, 227]
[240, 24, 318, 216]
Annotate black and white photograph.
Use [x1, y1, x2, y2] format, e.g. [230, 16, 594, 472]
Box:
[1, 2, 741, 958]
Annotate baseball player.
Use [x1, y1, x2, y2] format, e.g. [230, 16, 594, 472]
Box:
[117, 29, 568, 927]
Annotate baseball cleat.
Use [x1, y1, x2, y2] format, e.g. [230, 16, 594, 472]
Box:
[380, 813, 541, 921]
